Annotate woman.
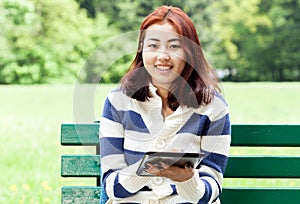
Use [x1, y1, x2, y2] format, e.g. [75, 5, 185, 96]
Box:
[100, 5, 231, 204]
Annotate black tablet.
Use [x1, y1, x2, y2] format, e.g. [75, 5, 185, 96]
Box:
[136, 152, 204, 176]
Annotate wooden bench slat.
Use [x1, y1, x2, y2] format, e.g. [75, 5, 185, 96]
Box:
[61, 123, 300, 203]
[62, 186, 101, 204]
[231, 124, 300, 146]
[61, 124, 100, 145]
[225, 156, 300, 178]
[61, 124, 300, 146]
[220, 188, 300, 204]
[61, 155, 100, 177]
[61, 187, 300, 204]
[61, 154, 300, 178]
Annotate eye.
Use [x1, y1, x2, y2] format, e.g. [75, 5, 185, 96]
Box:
[148, 44, 158, 48]
[169, 44, 181, 49]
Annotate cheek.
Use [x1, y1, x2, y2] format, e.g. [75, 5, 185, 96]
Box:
[178, 52, 186, 73]
[174, 57, 186, 74]
[142, 53, 153, 76]
[179, 61, 186, 72]
[142, 51, 155, 67]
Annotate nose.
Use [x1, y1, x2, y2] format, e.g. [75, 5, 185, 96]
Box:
[157, 50, 170, 61]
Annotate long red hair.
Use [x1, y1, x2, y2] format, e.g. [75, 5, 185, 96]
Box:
[121, 5, 219, 110]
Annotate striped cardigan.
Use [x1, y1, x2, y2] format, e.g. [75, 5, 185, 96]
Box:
[100, 84, 231, 204]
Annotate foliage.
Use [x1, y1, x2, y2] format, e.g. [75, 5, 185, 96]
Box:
[0, 0, 115, 84]
[208, 0, 274, 80]
[78, 0, 300, 82]
[1, 0, 300, 83]
[268, 0, 300, 81]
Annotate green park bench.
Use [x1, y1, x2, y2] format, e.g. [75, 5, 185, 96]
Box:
[61, 124, 300, 203]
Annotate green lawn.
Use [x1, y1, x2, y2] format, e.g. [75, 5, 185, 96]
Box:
[0, 82, 299, 203]
[223, 82, 300, 124]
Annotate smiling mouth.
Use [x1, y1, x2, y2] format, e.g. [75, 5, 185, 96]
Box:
[155, 65, 172, 71]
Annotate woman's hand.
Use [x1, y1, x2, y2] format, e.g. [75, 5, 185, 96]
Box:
[145, 162, 194, 182]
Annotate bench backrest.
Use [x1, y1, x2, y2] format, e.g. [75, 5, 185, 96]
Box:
[61, 123, 101, 203]
[61, 124, 300, 203]
[221, 124, 300, 203]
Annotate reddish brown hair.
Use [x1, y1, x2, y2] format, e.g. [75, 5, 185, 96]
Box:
[121, 5, 219, 110]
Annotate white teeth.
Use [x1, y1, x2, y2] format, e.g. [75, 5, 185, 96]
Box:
[156, 66, 171, 70]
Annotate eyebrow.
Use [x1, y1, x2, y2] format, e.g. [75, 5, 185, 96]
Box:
[146, 38, 181, 43]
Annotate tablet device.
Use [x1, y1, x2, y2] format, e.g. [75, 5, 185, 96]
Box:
[136, 152, 204, 176]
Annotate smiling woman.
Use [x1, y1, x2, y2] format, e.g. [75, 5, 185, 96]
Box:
[142, 22, 186, 91]
[99, 5, 231, 204]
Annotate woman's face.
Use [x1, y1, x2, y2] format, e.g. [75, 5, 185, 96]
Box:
[142, 22, 186, 89]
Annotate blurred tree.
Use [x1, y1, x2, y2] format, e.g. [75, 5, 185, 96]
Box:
[1, 0, 299, 83]
[207, 0, 274, 81]
[0, 0, 115, 84]
[50, 0, 300, 81]
[233, 0, 300, 81]
[208, 0, 300, 81]
[76, 0, 97, 18]
[76, 0, 223, 83]
[269, 0, 300, 80]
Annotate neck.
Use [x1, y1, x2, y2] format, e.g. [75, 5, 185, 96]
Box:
[155, 87, 175, 118]
[151, 80, 172, 99]
[156, 87, 169, 101]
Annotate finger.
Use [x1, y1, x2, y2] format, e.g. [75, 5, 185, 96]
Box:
[145, 163, 161, 174]
[159, 162, 170, 169]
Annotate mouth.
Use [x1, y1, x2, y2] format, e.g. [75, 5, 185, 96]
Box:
[155, 65, 172, 71]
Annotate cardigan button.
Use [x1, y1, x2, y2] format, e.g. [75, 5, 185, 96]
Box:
[153, 177, 163, 185]
[156, 139, 166, 149]
[148, 198, 159, 204]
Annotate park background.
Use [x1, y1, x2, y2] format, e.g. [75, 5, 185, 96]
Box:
[0, 0, 299, 203]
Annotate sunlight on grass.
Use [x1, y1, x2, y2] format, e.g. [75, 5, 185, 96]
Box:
[223, 82, 300, 124]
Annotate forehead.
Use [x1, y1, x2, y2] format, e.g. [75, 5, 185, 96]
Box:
[144, 22, 180, 41]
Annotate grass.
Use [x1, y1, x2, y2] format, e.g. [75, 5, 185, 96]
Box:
[0, 82, 299, 203]
[223, 82, 300, 124]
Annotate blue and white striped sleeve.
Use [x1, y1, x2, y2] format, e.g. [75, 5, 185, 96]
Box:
[175, 95, 231, 203]
[99, 94, 150, 200]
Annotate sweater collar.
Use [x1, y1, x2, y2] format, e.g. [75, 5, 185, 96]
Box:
[148, 82, 158, 96]
[147, 82, 191, 118]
